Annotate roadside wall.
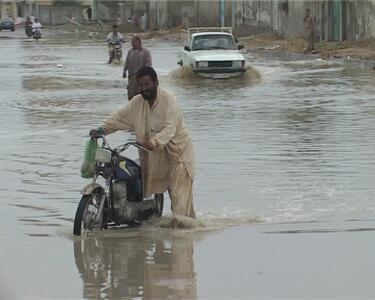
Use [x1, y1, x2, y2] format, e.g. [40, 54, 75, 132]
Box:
[19, 2, 83, 25]
[97, 1, 118, 22]
[345, 0, 375, 41]
[0, 1, 17, 20]
[148, 0, 168, 30]
[39, 5, 83, 25]
[95, 0, 375, 42]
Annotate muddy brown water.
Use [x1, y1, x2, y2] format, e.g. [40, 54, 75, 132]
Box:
[1, 29, 375, 298]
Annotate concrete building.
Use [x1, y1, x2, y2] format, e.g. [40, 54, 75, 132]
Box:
[0, 0, 22, 20]
[166, 0, 375, 42]
[226, 0, 375, 42]
[143, 0, 375, 42]
[0, 0, 93, 24]
[20, 0, 370, 42]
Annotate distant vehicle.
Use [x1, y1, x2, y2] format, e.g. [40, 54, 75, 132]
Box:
[32, 19, 42, 40]
[25, 17, 33, 37]
[108, 42, 122, 64]
[178, 27, 246, 79]
[0, 17, 15, 31]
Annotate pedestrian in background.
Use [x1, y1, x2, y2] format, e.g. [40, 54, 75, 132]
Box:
[303, 8, 315, 53]
[140, 12, 148, 32]
[86, 6, 92, 21]
[123, 36, 152, 100]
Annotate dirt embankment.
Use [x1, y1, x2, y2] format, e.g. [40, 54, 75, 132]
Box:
[240, 32, 375, 61]
[47, 22, 184, 42]
[46, 22, 375, 61]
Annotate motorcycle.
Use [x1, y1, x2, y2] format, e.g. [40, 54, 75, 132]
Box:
[25, 24, 33, 38]
[33, 28, 42, 40]
[73, 135, 164, 236]
[108, 42, 122, 64]
[26, 28, 33, 38]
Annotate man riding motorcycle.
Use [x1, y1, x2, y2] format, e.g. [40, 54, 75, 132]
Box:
[25, 17, 33, 38]
[106, 24, 124, 64]
[32, 18, 42, 39]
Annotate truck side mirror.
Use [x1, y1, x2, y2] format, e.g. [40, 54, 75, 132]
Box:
[238, 44, 244, 50]
[184, 46, 191, 51]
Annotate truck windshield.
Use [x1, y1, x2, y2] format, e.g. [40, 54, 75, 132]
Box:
[191, 34, 236, 51]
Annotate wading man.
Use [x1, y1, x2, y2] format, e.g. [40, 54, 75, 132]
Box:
[90, 67, 196, 219]
[303, 8, 315, 53]
[123, 36, 152, 100]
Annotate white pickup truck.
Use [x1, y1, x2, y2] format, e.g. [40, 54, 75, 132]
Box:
[177, 27, 246, 79]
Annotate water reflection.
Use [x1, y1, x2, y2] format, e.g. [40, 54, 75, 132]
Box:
[74, 232, 196, 299]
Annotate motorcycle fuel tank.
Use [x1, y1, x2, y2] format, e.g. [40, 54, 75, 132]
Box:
[114, 158, 141, 180]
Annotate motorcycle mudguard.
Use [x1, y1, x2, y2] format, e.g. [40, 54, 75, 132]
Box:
[81, 183, 104, 195]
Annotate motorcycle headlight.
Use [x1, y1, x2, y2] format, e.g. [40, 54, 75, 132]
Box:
[233, 60, 245, 67]
[196, 61, 208, 68]
[95, 149, 112, 163]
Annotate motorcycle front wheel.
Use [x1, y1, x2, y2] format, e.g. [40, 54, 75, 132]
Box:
[73, 190, 106, 236]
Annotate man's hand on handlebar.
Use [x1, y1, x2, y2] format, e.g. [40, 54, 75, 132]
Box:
[139, 140, 154, 151]
[89, 127, 106, 138]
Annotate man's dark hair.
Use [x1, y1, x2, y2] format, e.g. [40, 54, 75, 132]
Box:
[136, 66, 158, 83]
[112, 24, 118, 29]
[132, 35, 141, 43]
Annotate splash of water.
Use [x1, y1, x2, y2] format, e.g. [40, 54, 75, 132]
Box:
[166, 65, 262, 85]
[147, 215, 205, 229]
[145, 214, 262, 232]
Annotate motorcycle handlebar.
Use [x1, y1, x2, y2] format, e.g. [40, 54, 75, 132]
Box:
[116, 142, 149, 153]
[90, 134, 149, 153]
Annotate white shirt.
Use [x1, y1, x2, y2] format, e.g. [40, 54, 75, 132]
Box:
[106, 32, 124, 46]
[32, 22, 42, 32]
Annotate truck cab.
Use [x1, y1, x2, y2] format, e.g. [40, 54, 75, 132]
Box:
[178, 27, 246, 79]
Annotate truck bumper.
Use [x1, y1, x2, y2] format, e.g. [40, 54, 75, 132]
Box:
[194, 68, 246, 74]
[194, 68, 246, 79]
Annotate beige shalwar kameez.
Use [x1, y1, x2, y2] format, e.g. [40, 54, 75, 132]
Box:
[102, 87, 196, 218]
[303, 15, 315, 52]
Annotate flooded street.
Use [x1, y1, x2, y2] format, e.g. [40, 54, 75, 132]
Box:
[1, 29, 375, 298]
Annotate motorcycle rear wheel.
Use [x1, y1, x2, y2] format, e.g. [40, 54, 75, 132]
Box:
[73, 190, 106, 236]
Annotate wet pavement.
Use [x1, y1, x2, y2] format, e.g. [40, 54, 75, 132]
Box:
[1, 28, 375, 298]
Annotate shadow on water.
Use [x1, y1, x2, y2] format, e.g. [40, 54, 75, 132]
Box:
[22, 76, 120, 91]
[72, 216, 354, 300]
[74, 230, 198, 299]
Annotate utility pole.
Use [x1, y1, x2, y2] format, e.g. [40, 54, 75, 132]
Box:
[29, 0, 33, 16]
[231, 0, 236, 29]
[92, 0, 98, 21]
[258, 0, 261, 34]
[242, 0, 245, 33]
[220, 0, 225, 27]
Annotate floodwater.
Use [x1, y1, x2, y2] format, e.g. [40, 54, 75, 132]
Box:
[1, 29, 375, 299]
